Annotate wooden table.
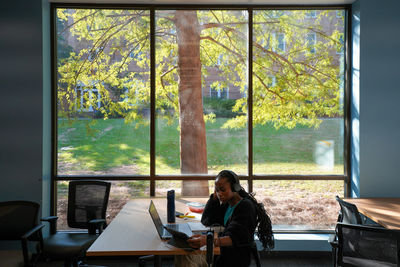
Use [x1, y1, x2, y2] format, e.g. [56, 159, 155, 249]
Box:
[87, 198, 216, 265]
[344, 198, 400, 230]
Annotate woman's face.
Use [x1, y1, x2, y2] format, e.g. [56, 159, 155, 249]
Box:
[215, 176, 234, 204]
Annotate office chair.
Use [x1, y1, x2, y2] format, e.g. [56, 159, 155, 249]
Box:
[336, 222, 400, 267]
[0, 201, 44, 267]
[41, 180, 111, 267]
[138, 255, 162, 267]
[329, 196, 363, 267]
[335, 196, 363, 225]
[330, 196, 385, 266]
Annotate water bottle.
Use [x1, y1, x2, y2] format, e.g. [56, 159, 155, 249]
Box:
[167, 190, 175, 223]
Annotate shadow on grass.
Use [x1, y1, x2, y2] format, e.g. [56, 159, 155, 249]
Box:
[58, 118, 344, 175]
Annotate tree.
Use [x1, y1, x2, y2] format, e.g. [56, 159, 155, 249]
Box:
[56, 8, 344, 196]
[174, 11, 208, 195]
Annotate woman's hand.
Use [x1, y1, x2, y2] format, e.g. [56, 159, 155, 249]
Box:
[187, 234, 206, 249]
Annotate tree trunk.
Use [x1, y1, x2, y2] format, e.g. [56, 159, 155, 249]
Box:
[175, 11, 209, 196]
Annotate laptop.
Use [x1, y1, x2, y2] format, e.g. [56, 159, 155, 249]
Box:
[148, 200, 193, 240]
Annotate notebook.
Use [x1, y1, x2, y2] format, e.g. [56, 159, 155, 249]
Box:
[148, 200, 193, 240]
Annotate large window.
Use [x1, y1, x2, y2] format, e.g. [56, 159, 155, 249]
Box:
[54, 5, 349, 231]
[56, 8, 151, 176]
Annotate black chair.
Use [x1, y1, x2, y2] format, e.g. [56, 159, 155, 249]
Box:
[41, 180, 111, 267]
[0, 201, 44, 267]
[329, 196, 364, 267]
[330, 196, 386, 266]
[336, 222, 400, 267]
[335, 196, 363, 225]
[138, 255, 162, 267]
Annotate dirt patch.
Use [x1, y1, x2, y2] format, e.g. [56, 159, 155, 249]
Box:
[57, 162, 140, 175]
[57, 182, 339, 230]
[259, 196, 338, 229]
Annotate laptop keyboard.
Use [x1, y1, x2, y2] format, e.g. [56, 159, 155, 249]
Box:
[165, 224, 179, 230]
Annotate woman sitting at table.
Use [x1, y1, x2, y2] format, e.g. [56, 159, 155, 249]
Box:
[187, 170, 274, 267]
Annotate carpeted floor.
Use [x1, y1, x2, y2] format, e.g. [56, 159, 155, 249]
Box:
[38, 251, 332, 267]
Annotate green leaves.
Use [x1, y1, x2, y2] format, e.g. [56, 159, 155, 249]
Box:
[250, 9, 344, 129]
[57, 8, 344, 131]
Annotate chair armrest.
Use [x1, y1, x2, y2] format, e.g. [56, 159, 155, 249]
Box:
[41, 216, 58, 222]
[363, 223, 385, 228]
[22, 224, 45, 240]
[21, 224, 45, 265]
[88, 219, 106, 234]
[41, 216, 58, 235]
[328, 234, 338, 247]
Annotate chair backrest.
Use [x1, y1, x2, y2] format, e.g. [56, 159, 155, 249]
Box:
[336, 222, 400, 267]
[0, 201, 40, 240]
[67, 180, 111, 229]
[335, 196, 363, 224]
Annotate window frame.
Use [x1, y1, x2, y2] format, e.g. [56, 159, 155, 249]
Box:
[51, 4, 352, 232]
[277, 33, 286, 52]
[306, 32, 317, 54]
[75, 86, 101, 112]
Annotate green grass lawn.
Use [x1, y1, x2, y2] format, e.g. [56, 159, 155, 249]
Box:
[57, 117, 344, 230]
[58, 117, 343, 175]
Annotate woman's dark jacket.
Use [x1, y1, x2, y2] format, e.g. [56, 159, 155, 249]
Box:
[201, 194, 257, 267]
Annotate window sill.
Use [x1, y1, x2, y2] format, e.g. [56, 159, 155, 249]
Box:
[256, 233, 332, 251]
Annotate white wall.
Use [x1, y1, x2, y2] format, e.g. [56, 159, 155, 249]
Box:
[357, 0, 400, 197]
[0, 0, 43, 204]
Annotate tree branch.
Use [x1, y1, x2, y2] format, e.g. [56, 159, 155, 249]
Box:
[160, 66, 178, 104]
[58, 10, 101, 35]
[209, 11, 243, 57]
[293, 61, 339, 85]
[253, 72, 285, 103]
[201, 21, 279, 30]
[200, 36, 243, 59]
[73, 16, 138, 84]
[200, 18, 300, 76]
[91, 37, 149, 88]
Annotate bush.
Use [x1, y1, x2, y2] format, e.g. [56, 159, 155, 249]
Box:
[203, 97, 243, 118]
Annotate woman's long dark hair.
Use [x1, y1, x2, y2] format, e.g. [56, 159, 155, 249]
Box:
[220, 170, 274, 250]
[239, 189, 274, 250]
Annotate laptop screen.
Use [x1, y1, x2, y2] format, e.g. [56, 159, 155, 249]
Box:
[149, 200, 165, 238]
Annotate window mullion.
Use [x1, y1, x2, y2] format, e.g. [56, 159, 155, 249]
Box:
[248, 8, 253, 193]
[150, 8, 156, 196]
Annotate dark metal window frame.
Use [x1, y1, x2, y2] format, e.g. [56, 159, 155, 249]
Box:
[51, 4, 352, 229]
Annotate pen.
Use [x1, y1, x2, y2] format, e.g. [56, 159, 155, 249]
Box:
[178, 215, 195, 218]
